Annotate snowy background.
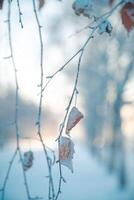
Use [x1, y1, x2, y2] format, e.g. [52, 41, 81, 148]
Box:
[0, 0, 134, 199]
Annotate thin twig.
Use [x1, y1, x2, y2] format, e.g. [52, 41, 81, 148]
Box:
[68, 0, 125, 38]
[16, 0, 23, 28]
[6, 1, 34, 199]
[54, 1, 125, 198]
[54, 29, 95, 200]
[32, 1, 55, 199]
[99, 0, 125, 20]
[42, 49, 82, 93]
[42, 0, 125, 95]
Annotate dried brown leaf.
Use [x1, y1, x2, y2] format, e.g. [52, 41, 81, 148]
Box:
[66, 106, 84, 136]
[120, 2, 134, 32]
[59, 137, 75, 172]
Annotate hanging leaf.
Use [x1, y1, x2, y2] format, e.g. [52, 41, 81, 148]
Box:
[0, 0, 4, 9]
[59, 137, 75, 173]
[23, 151, 34, 171]
[66, 106, 84, 136]
[38, 0, 45, 10]
[120, 2, 134, 32]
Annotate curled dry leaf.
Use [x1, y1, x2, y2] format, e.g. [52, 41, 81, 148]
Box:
[23, 151, 34, 171]
[59, 137, 75, 173]
[120, 2, 134, 32]
[38, 0, 45, 10]
[66, 106, 84, 136]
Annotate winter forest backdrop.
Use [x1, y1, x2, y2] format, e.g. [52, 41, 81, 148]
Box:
[0, 0, 134, 200]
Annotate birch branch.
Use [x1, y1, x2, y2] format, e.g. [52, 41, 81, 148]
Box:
[32, 0, 55, 199]
[42, 0, 125, 95]
[4, 1, 36, 199]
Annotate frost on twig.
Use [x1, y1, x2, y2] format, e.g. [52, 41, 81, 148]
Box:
[32, 0, 55, 199]
[4, 1, 35, 199]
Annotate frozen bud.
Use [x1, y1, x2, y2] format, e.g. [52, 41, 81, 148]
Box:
[23, 151, 34, 171]
[98, 20, 113, 35]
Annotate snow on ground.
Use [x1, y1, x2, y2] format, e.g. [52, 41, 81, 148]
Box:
[0, 143, 134, 200]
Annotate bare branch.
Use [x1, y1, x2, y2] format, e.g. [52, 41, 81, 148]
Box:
[5, 1, 34, 199]
[54, 2, 126, 198]
[32, 0, 55, 199]
[42, 0, 125, 96]
[68, 0, 125, 38]
[54, 29, 95, 200]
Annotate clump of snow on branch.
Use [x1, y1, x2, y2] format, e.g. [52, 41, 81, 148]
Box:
[23, 151, 34, 171]
[59, 137, 75, 173]
[98, 20, 113, 35]
[72, 0, 94, 18]
[66, 107, 84, 136]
